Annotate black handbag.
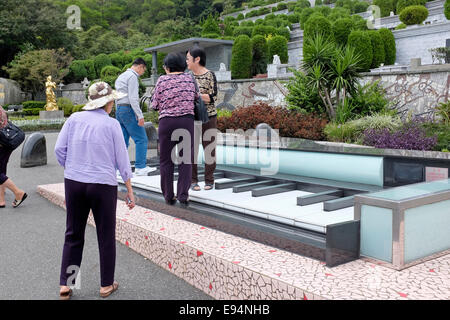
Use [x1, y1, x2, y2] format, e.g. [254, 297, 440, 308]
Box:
[0, 121, 25, 150]
[190, 74, 210, 123]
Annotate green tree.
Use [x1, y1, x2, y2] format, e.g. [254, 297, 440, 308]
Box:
[0, 0, 77, 76]
[268, 36, 289, 64]
[3, 48, 72, 98]
[347, 31, 373, 71]
[202, 14, 221, 37]
[396, 0, 427, 14]
[231, 35, 253, 79]
[368, 31, 385, 69]
[303, 13, 332, 41]
[333, 18, 354, 46]
[251, 35, 269, 76]
[94, 54, 113, 78]
[378, 28, 396, 65]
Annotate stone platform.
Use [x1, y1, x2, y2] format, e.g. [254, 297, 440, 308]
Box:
[37, 183, 450, 300]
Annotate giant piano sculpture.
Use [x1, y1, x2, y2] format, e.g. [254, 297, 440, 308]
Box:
[117, 129, 450, 268]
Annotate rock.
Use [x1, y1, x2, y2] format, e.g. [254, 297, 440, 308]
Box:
[144, 122, 158, 150]
[20, 132, 47, 168]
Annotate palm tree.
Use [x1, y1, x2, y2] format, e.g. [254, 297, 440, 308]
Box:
[301, 32, 362, 120]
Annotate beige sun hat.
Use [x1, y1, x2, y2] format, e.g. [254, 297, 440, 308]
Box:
[82, 81, 127, 111]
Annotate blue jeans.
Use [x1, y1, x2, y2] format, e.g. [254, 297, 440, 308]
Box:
[116, 106, 148, 169]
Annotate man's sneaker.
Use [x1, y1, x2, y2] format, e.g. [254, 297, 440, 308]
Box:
[134, 166, 156, 176]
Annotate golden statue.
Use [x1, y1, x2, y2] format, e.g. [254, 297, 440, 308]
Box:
[45, 76, 58, 111]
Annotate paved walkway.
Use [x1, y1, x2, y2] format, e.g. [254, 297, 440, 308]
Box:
[0, 132, 211, 300]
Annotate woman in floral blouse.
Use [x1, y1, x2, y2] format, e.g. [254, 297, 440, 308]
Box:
[186, 46, 218, 191]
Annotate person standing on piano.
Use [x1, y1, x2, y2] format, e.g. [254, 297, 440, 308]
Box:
[186, 46, 218, 191]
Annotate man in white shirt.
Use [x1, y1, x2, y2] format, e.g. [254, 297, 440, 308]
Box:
[115, 58, 154, 176]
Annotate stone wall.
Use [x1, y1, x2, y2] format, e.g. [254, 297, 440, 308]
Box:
[394, 22, 450, 66]
[0, 78, 28, 105]
[360, 67, 450, 118]
[142, 68, 449, 119]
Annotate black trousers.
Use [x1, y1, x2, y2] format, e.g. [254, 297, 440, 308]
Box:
[0, 147, 13, 185]
[60, 178, 117, 287]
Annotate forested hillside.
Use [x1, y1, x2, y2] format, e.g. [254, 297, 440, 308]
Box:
[0, 0, 248, 77]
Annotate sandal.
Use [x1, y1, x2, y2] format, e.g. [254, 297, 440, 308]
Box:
[12, 193, 27, 208]
[59, 288, 73, 300]
[204, 184, 214, 190]
[100, 281, 119, 298]
[191, 183, 201, 191]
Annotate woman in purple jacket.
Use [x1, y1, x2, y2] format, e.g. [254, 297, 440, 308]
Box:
[151, 52, 198, 206]
[55, 82, 135, 299]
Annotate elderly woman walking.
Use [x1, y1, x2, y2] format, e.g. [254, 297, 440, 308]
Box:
[55, 82, 135, 299]
[151, 52, 198, 206]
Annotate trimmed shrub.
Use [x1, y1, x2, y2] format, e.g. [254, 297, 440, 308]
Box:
[373, 0, 395, 17]
[93, 54, 112, 79]
[351, 14, 368, 30]
[315, 5, 332, 17]
[22, 101, 46, 109]
[277, 3, 288, 11]
[368, 30, 385, 69]
[276, 26, 291, 41]
[231, 35, 253, 79]
[395, 22, 408, 29]
[399, 5, 429, 25]
[299, 7, 315, 29]
[237, 13, 245, 20]
[445, 0, 450, 20]
[287, 13, 301, 24]
[303, 13, 332, 40]
[100, 65, 121, 87]
[233, 26, 253, 38]
[67, 60, 88, 83]
[57, 97, 74, 117]
[109, 52, 127, 69]
[251, 35, 269, 76]
[333, 18, 354, 46]
[328, 7, 352, 21]
[268, 35, 289, 63]
[347, 30, 373, 71]
[378, 28, 396, 65]
[252, 25, 268, 37]
[396, 0, 426, 14]
[296, 0, 311, 9]
[217, 102, 328, 140]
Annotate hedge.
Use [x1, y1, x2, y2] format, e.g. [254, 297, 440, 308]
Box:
[333, 18, 354, 46]
[303, 13, 332, 40]
[299, 7, 315, 29]
[396, 0, 426, 14]
[368, 30, 385, 69]
[233, 26, 253, 38]
[276, 26, 291, 41]
[268, 35, 288, 64]
[377, 28, 396, 65]
[251, 35, 269, 76]
[22, 101, 46, 109]
[399, 5, 428, 25]
[231, 35, 253, 79]
[93, 54, 112, 79]
[348, 30, 373, 71]
[100, 65, 122, 87]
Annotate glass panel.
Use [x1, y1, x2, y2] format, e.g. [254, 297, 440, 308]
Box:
[367, 179, 450, 201]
